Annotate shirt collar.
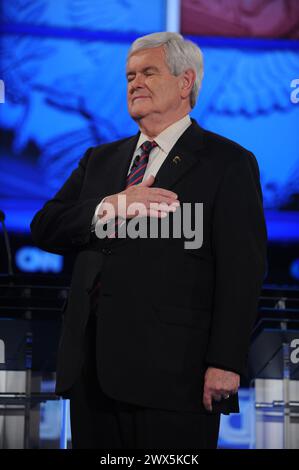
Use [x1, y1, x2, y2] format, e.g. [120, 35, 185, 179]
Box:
[136, 115, 191, 154]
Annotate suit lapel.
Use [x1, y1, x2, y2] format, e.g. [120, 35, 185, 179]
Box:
[104, 133, 140, 194]
[152, 119, 206, 190]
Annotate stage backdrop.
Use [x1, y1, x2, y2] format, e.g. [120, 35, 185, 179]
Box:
[0, 0, 298, 283]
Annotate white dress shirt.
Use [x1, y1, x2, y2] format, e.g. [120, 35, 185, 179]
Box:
[92, 114, 191, 224]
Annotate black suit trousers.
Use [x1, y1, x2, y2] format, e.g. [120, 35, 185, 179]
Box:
[69, 313, 220, 450]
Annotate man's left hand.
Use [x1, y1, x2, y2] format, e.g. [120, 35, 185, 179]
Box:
[203, 367, 240, 412]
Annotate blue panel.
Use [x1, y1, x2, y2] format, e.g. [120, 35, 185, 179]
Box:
[265, 210, 299, 242]
[1, 0, 166, 32]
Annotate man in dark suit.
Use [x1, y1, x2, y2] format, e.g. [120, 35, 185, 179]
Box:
[30, 32, 267, 449]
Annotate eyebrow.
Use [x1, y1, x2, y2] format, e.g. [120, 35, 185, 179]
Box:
[126, 66, 160, 78]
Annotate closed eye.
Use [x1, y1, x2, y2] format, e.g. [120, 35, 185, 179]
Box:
[126, 66, 159, 82]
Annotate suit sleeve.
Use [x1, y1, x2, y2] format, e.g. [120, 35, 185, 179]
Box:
[30, 147, 106, 255]
[205, 152, 267, 376]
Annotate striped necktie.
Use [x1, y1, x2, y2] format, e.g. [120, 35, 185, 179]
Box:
[126, 140, 158, 187]
[109, 140, 158, 238]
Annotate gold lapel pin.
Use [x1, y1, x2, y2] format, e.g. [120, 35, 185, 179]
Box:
[172, 156, 181, 165]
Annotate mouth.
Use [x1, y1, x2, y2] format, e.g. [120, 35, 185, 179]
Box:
[132, 96, 150, 103]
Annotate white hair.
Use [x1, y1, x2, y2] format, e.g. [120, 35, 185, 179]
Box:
[127, 32, 204, 109]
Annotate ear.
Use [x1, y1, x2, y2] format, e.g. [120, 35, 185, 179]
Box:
[180, 69, 196, 100]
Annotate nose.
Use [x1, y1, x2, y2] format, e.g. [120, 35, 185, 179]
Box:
[129, 73, 144, 92]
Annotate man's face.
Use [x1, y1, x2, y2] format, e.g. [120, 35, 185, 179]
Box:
[126, 46, 184, 122]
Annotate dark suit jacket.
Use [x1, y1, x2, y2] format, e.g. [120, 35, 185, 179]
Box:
[30, 119, 267, 414]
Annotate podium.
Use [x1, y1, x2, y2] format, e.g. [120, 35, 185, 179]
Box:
[249, 286, 299, 449]
[0, 275, 69, 449]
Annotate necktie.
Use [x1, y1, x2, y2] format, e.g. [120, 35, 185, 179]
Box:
[126, 140, 158, 187]
[109, 140, 158, 238]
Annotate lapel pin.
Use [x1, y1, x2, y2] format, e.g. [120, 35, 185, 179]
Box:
[172, 156, 181, 165]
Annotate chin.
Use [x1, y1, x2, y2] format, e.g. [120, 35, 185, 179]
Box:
[129, 105, 149, 120]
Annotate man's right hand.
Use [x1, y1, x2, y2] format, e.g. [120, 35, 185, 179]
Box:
[97, 175, 180, 223]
